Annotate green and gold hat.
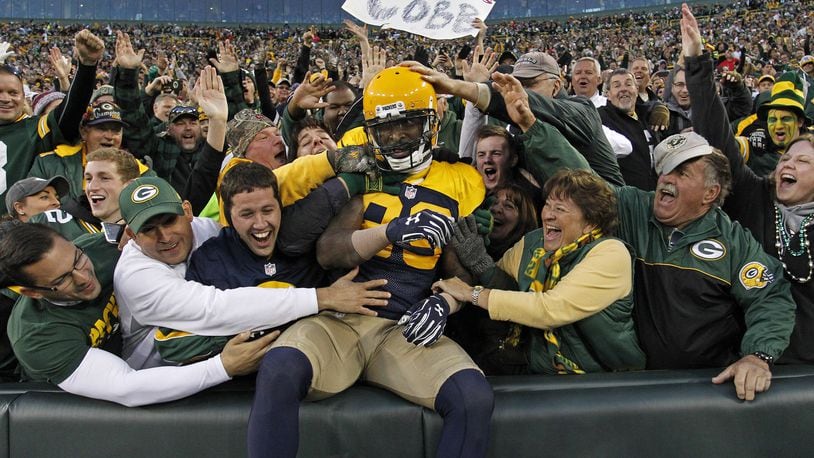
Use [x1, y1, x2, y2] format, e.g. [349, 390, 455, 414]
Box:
[757, 72, 806, 123]
[119, 177, 184, 234]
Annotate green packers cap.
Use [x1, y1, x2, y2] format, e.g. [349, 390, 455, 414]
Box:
[119, 177, 184, 234]
[654, 132, 713, 175]
[757, 72, 806, 122]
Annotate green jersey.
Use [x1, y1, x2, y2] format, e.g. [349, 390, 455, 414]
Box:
[29, 142, 156, 201]
[7, 233, 122, 384]
[0, 112, 67, 214]
[29, 209, 101, 241]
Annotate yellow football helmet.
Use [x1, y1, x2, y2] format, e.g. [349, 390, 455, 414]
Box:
[363, 67, 438, 173]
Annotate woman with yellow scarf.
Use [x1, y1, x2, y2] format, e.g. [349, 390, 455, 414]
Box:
[438, 169, 645, 374]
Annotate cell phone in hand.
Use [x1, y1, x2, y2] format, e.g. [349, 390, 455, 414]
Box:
[102, 222, 124, 245]
[248, 329, 270, 341]
[458, 44, 472, 60]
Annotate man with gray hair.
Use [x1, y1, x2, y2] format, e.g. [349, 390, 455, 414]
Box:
[571, 56, 606, 107]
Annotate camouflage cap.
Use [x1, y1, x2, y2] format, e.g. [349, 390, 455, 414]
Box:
[226, 109, 275, 158]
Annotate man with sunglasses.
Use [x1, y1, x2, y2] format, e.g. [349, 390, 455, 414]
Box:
[0, 222, 277, 406]
[0, 30, 105, 215]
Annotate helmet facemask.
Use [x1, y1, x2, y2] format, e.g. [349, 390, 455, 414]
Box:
[362, 67, 440, 174]
[365, 109, 437, 173]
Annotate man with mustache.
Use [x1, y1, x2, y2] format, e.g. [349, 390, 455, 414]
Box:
[430, 65, 796, 402]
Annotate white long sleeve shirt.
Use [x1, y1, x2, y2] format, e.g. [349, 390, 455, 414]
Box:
[114, 217, 319, 369]
[59, 347, 230, 407]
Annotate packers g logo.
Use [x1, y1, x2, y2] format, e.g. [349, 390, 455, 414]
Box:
[739, 261, 774, 289]
[666, 135, 687, 149]
[131, 184, 159, 203]
[690, 240, 726, 261]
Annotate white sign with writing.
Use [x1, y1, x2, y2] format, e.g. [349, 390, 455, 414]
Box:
[342, 0, 495, 40]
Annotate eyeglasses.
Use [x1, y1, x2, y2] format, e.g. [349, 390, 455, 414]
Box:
[169, 105, 198, 118]
[25, 248, 89, 292]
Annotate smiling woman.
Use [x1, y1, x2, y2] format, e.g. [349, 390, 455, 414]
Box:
[439, 169, 645, 375]
[685, 28, 814, 364]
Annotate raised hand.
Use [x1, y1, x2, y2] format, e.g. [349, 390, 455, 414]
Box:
[195, 66, 227, 122]
[74, 29, 105, 66]
[114, 31, 145, 69]
[48, 47, 72, 87]
[680, 3, 703, 57]
[492, 72, 535, 132]
[209, 39, 239, 73]
[472, 17, 487, 48]
[289, 71, 335, 117]
[0, 42, 15, 64]
[462, 45, 497, 83]
[361, 45, 387, 91]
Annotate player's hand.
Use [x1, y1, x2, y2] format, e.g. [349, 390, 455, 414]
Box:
[386, 210, 454, 251]
[316, 267, 389, 316]
[711, 354, 772, 401]
[399, 294, 450, 347]
[220, 330, 280, 377]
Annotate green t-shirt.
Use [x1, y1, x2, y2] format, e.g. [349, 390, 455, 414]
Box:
[7, 233, 122, 384]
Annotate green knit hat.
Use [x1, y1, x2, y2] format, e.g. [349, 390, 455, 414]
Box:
[757, 72, 806, 123]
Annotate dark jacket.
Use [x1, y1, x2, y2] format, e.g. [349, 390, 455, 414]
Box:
[686, 52, 814, 364]
[485, 85, 625, 186]
[599, 103, 659, 191]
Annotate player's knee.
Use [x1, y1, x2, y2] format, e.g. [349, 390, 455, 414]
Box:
[436, 369, 494, 419]
[457, 369, 494, 418]
[257, 346, 313, 395]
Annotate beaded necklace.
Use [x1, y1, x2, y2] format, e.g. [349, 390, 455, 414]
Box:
[773, 204, 814, 283]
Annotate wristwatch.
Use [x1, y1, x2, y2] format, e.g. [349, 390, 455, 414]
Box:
[752, 351, 774, 367]
[471, 286, 484, 306]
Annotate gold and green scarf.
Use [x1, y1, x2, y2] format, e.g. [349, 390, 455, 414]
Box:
[522, 228, 604, 374]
